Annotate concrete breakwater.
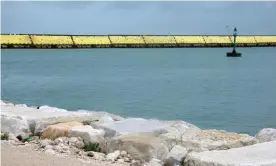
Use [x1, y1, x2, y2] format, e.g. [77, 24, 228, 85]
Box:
[1, 100, 276, 166]
[1, 34, 276, 49]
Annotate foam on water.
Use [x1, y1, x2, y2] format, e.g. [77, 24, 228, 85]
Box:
[38, 105, 68, 112]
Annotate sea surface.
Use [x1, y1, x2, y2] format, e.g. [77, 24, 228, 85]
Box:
[1, 48, 276, 135]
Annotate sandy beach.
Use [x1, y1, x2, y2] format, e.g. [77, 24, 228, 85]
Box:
[1, 143, 125, 166]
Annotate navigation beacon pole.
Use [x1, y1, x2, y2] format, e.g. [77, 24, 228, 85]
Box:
[233, 27, 237, 53]
[227, 27, 242, 57]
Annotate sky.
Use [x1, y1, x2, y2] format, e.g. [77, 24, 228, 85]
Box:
[1, 1, 276, 35]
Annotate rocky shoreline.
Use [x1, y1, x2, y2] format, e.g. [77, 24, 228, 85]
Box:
[1, 100, 276, 166]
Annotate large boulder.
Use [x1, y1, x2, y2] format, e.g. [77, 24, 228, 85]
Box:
[0, 100, 15, 106]
[1, 115, 31, 136]
[161, 129, 257, 152]
[32, 115, 101, 135]
[158, 121, 201, 149]
[68, 125, 105, 144]
[94, 118, 197, 138]
[164, 145, 188, 166]
[183, 141, 276, 166]
[108, 134, 169, 162]
[97, 118, 171, 137]
[255, 128, 276, 143]
[41, 121, 83, 139]
[1, 103, 102, 136]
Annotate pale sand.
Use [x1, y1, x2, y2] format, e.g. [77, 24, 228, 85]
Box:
[1, 143, 126, 166]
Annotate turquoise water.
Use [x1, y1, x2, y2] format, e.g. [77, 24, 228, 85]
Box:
[1, 48, 276, 135]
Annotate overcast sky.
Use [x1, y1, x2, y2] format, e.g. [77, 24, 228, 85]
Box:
[1, 1, 276, 35]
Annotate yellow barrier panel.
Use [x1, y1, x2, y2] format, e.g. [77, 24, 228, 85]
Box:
[31, 35, 73, 45]
[204, 36, 231, 43]
[72, 36, 110, 45]
[1, 35, 32, 44]
[1, 34, 276, 46]
[143, 36, 176, 44]
[174, 36, 205, 44]
[254, 36, 276, 43]
[109, 36, 145, 44]
[232, 36, 256, 44]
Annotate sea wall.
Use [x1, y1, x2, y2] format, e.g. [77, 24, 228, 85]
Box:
[1, 100, 276, 166]
[1, 34, 276, 49]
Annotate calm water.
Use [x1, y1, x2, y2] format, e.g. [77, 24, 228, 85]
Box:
[1, 48, 276, 135]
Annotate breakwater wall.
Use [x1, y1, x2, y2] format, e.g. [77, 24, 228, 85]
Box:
[1, 34, 276, 49]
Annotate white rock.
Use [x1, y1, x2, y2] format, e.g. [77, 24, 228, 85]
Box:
[162, 129, 257, 152]
[1, 104, 101, 136]
[255, 128, 276, 143]
[45, 145, 53, 150]
[124, 157, 131, 162]
[62, 145, 70, 151]
[165, 145, 188, 166]
[59, 143, 65, 147]
[127, 154, 132, 158]
[99, 118, 173, 136]
[106, 150, 120, 161]
[1, 100, 15, 106]
[0, 100, 7, 105]
[1, 115, 30, 136]
[158, 120, 199, 135]
[147, 158, 163, 166]
[70, 147, 80, 154]
[89, 151, 105, 160]
[158, 121, 200, 146]
[91, 151, 105, 160]
[68, 125, 105, 144]
[75, 140, 85, 149]
[69, 137, 79, 145]
[117, 158, 124, 163]
[54, 137, 64, 144]
[8, 133, 19, 142]
[131, 160, 142, 166]
[60, 136, 69, 142]
[78, 151, 85, 156]
[109, 134, 169, 162]
[39, 139, 53, 148]
[53, 145, 63, 152]
[45, 149, 56, 155]
[184, 141, 276, 166]
[120, 150, 127, 157]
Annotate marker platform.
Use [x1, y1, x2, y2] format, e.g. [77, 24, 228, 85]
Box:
[226, 49, 241, 57]
[226, 52, 242, 57]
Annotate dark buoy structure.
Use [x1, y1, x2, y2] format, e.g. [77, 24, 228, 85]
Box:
[227, 27, 242, 57]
